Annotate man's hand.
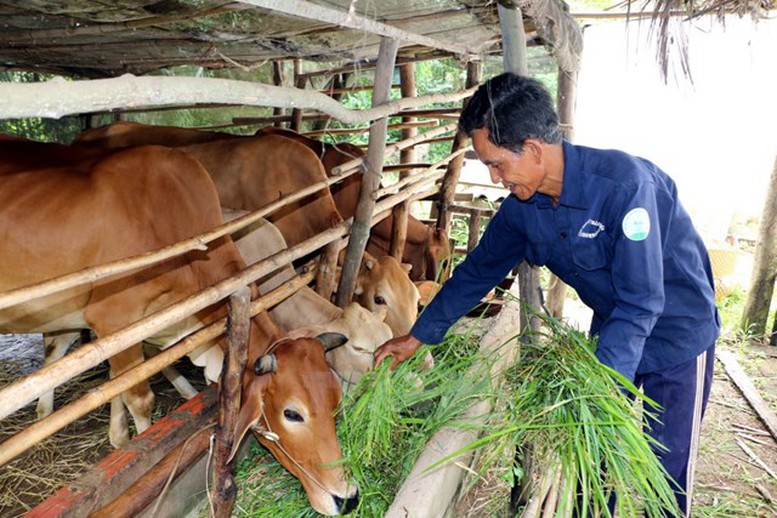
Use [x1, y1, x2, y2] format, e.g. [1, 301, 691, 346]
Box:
[373, 334, 422, 370]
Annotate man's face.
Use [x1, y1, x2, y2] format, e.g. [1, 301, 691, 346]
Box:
[472, 128, 541, 201]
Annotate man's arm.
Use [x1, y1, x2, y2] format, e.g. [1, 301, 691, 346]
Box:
[595, 181, 669, 380]
[374, 200, 527, 367]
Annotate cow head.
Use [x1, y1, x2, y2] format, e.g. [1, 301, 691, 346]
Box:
[232, 332, 358, 515]
[354, 255, 420, 336]
[324, 302, 392, 387]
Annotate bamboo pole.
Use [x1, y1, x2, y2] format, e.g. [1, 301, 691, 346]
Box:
[232, 108, 459, 128]
[435, 61, 481, 234]
[336, 36, 399, 308]
[545, 67, 578, 318]
[374, 147, 470, 199]
[330, 122, 458, 175]
[0, 271, 315, 467]
[382, 163, 433, 172]
[303, 120, 437, 137]
[290, 59, 305, 131]
[211, 287, 251, 518]
[390, 63, 418, 261]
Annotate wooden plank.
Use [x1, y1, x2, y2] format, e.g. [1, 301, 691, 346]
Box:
[717, 350, 777, 441]
[28, 388, 219, 517]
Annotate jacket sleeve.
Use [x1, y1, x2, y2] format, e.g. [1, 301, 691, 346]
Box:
[411, 201, 527, 344]
[595, 180, 670, 380]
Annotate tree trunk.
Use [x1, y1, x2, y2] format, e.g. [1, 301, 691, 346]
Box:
[741, 154, 777, 341]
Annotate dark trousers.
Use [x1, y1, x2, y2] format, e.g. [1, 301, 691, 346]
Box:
[634, 342, 716, 517]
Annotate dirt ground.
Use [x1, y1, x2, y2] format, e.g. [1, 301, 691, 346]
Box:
[454, 336, 777, 517]
[0, 333, 203, 517]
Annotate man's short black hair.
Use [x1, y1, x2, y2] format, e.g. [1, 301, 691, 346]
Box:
[459, 73, 562, 154]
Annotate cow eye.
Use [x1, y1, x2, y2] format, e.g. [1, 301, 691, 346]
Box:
[283, 409, 304, 423]
[374, 295, 386, 305]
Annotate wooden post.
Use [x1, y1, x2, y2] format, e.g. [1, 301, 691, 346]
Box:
[545, 68, 578, 318]
[290, 59, 305, 131]
[467, 210, 481, 253]
[498, 4, 542, 512]
[435, 61, 481, 234]
[741, 153, 777, 341]
[336, 37, 399, 307]
[272, 60, 286, 127]
[389, 63, 417, 260]
[211, 286, 251, 518]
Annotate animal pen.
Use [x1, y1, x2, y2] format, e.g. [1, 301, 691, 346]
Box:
[0, 1, 586, 516]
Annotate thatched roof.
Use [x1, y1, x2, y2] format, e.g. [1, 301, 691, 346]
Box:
[0, 0, 582, 79]
[0, 1, 770, 81]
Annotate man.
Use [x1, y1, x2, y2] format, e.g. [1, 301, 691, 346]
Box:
[374, 72, 719, 516]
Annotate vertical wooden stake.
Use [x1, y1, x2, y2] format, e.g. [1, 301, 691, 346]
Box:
[467, 211, 481, 254]
[545, 68, 578, 318]
[272, 60, 286, 126]
[336, 37, 399, 307]
[436, 61, 481, 234]
[210, 286, 251, 518]
[290, 59, 305, 131]
[389, 63, 417, 260]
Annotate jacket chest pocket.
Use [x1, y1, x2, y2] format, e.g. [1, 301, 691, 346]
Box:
[572, 236, 611, 271]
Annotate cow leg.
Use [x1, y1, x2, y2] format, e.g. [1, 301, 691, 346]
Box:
[143, 343, 198, 399]
[37, 330, 82, 420]
[109, 394, 130, 448]
[107, 343, 154, 447]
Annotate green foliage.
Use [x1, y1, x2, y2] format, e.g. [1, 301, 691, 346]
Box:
[475, 310, 681, 517]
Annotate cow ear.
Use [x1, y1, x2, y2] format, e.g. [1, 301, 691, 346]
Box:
[402, 262, 413, 273]
[317, 332, 348, 352]
[363, 258, 375, 271]
[227, 378, 266, 464]
[254, 354, 277, 376]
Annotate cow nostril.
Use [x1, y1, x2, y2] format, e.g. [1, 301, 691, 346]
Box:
[333, 491, 359, 515]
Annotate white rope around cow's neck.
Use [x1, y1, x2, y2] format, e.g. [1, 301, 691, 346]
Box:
[252, 407, 335, 495]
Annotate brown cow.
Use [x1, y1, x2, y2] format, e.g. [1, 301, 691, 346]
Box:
[73, 122, 451, 280]
[255, 126, 451, 281]
[73, 120, 238, 147]
[0, 146, 357, 515]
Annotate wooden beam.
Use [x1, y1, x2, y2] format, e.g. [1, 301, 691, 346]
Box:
[336, 37, 399, 307]
[236, 0, 477, 58]
[0, 75, 477, 124]
[717, 350, 777, 441]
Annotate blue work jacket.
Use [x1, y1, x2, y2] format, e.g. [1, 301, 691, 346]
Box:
[413, 141, 720, 380]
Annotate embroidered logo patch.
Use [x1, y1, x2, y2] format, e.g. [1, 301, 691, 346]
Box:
[622, 208, 650, 241]
[577, 219, 605, 239]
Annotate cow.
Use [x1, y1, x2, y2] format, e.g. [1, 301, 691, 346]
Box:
[255, 126, 452, 281]
[73, 122, 452, 280]
[224, 211, 393, 387]
[0, 146, 358, 515]
[73, 120, 238, 148]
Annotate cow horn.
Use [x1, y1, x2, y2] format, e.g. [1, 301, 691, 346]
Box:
[253, 354, 277, 375]
[317, 332, 348, 352]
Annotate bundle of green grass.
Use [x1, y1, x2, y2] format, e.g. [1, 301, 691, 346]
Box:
[232, 313, 679, 517]
[476, 313, 680, 517]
